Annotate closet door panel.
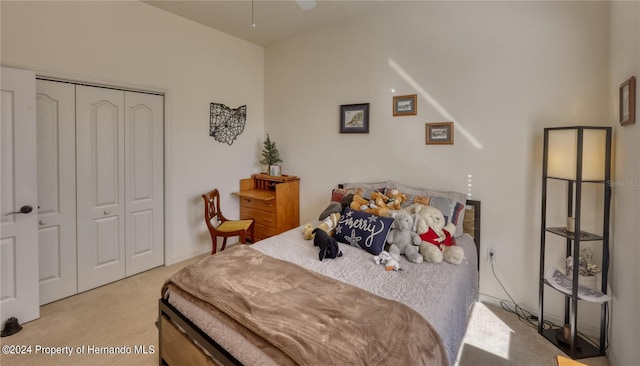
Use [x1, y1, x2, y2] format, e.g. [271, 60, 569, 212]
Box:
[125, 92, 164, 275]
[36, 80, 77, 305]
[76, 86, 125, 292]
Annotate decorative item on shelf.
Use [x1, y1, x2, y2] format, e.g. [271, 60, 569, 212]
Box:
[566, 217, 575, 232]
[260, 134, 283, 176]
[565, 248, 600, 289]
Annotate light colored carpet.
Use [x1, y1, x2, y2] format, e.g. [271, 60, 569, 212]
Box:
[1, 253, 611, 366]
[455, 302, 610, 366]
[0, 254, 205, 366]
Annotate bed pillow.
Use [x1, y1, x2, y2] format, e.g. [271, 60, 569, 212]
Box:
[334, 208, 394, 255]
[318, 202, 343, 220]
[387, 181, 467, 237]
[341, 181, 388, 191]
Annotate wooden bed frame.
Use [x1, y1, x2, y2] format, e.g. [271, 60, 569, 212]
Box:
[158, 199, 481, 366]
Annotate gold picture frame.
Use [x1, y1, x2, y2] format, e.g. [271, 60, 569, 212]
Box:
[620, 76, 636, 126]
[393, 94, 417, 116]
[426, 122, 454, 145]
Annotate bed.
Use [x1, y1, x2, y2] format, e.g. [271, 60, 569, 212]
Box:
[159, 181, 481, 366]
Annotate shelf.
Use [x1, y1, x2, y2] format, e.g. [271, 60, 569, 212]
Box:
[542, 278, 610, 303]
[545, 176, 608, 184]
[546, 227, 603, 241]
[540, 328, 604, 359]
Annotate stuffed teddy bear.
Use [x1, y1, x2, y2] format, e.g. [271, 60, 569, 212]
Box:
[313, 228, 342, 261]
[370, 191, 390, 205]
[373, 250, 401, 271]
[413, 205, 464, 265]
[385, 189, 407, 211]
[349, 194, 390, 217]
[303, 212, 340, 240]
[386, 213, 423, 264]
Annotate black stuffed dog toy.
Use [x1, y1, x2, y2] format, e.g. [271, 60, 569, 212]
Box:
[312, 228, 342, 261]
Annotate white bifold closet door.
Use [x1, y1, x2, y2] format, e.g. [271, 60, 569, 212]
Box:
[76, 86, 126, 292]
[123, 90, 164, 277]
[76, 85, 164, 292]
[37, 81, 163, 298]
[36, 80, 77, 305]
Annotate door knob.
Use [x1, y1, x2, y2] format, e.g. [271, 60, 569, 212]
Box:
[5, 205, 33, 215]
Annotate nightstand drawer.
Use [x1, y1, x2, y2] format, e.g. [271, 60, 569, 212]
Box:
[239, 197, 276, 213]
[240, 207, 276, 227]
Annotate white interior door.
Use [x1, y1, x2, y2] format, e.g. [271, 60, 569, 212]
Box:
[124, 92, 164, 275]
[1, 67, 39, 325]
[36, 80, 77, 304]
[76, 85, 125, 292]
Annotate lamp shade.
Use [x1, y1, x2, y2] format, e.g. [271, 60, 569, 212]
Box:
[546, 127, 608, 181]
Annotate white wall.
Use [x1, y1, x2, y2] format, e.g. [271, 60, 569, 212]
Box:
[608, 2, 640, 365]
[265, 0, 610, 319]
[0, 1, 264, 264]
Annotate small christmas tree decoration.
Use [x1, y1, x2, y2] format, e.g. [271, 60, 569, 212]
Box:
[260, 134, 283, 175]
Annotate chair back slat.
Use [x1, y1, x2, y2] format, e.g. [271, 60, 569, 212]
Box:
[203, 189, 222, 224]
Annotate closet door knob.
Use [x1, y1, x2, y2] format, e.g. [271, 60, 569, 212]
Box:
[104, 210, 111, 215]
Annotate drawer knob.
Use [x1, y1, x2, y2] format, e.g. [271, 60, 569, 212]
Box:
[39, 219, 46, 225]
[104, 210, 111, 215]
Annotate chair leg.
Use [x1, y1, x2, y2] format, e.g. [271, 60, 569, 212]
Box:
[211, 239, 217, 255]
[221, 237, 227, 252]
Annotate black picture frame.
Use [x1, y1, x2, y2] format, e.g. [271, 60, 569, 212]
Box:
[340, 103, 369, 133]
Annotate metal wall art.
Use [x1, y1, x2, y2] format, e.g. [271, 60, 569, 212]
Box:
[209, 103, 247, 145]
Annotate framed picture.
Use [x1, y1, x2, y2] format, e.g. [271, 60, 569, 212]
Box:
[340, 103, 370, 133]
[426, 122, 454, 145]
[620, 76, 636, 126]
[393, 94, 417, 116]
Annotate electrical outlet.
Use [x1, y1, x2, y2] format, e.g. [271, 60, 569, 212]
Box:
[487, 249, 496, 263]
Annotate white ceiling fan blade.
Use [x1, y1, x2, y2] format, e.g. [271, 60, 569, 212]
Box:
[296, 0, 317, 10]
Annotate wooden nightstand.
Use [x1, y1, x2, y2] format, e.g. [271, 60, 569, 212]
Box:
[232, 174, 300, 241]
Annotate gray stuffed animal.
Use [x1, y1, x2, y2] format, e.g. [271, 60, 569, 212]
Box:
[386, 213, 423, 264]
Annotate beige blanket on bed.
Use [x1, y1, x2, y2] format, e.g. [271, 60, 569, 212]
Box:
[163, 245, 448, 366]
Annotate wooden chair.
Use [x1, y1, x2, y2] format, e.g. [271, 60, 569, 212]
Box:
[202, 189, 255, 255]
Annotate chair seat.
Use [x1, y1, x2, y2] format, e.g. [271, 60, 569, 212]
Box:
[217, 219, 254, 233]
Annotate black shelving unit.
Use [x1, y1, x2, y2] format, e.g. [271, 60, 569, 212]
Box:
[538, 126, 611, 359]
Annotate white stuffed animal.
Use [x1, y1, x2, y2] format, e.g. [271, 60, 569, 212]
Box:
[386, 213, 423, 264]
[373, 250, 401, 271]
[411, 204, 464, 265]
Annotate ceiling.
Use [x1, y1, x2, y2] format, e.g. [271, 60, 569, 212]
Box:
[143, 0, 390, 47]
